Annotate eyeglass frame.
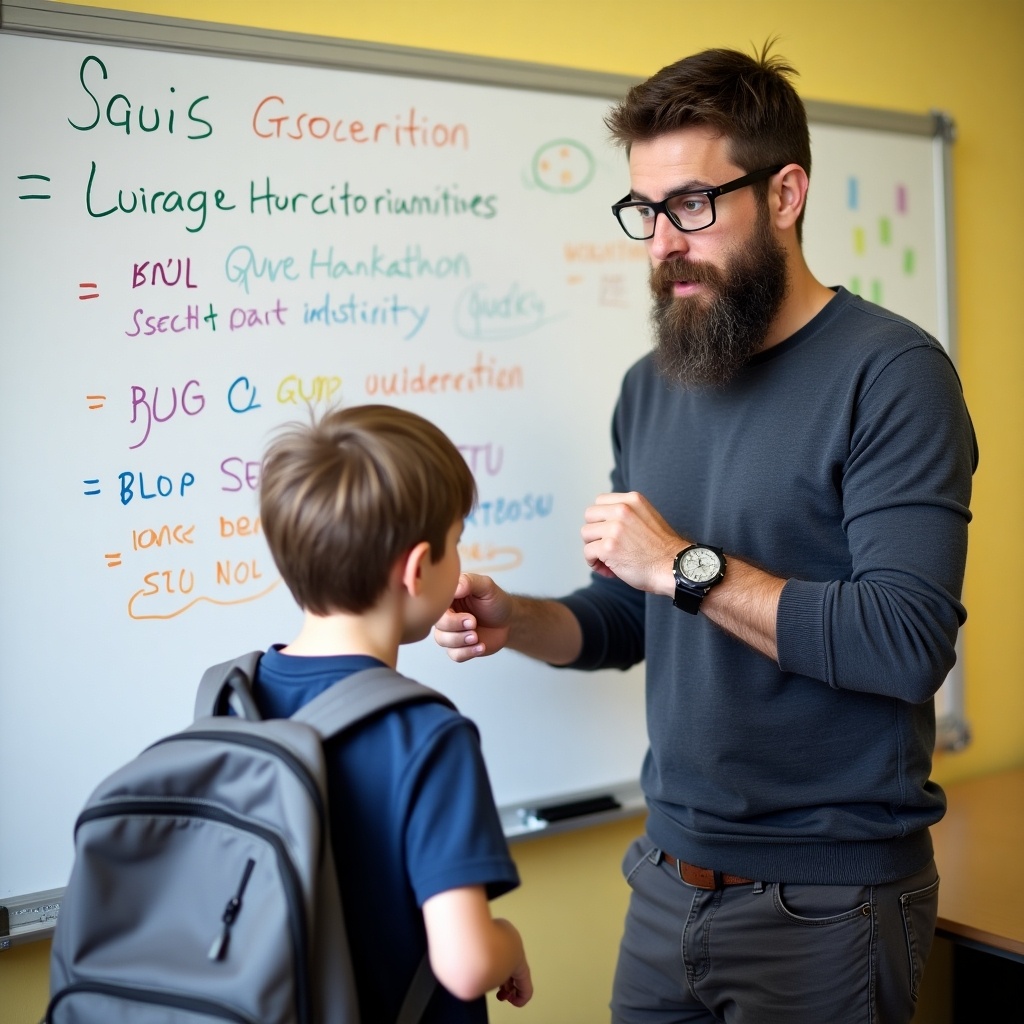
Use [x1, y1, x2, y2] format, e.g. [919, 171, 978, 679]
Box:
[611, 164, 785, 239]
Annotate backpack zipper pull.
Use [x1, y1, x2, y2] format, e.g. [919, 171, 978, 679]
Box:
[209, 857, 256, 962]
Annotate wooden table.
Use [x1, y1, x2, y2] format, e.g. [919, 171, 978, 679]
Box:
[929, 766, 1024, 1020]
[930, 766, 1024, 961]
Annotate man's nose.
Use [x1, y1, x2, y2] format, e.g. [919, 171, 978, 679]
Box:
[647, 211, 691, 264]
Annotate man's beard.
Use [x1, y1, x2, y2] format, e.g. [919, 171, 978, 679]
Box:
[649, 210, 789, 389]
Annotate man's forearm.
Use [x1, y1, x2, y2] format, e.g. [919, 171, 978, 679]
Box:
[701, 556, 785, 662]
[506, 595, 584, 666]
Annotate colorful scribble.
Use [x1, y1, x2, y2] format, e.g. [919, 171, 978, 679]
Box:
[302, 292, 428, 340]
[118, 470, 196, 505]
[466, 493, 554, 528]
[130, 380, 205, 449]
[132, 258, 198, 289]
[454, 281, 557, 340]
[132, 523, 196, 549]
[249, 180, 497, 219]
[124, 305, 203, 337]
[599, 275, 630, 308]
[531, 139, 596, 194]
[85, 161, 234, 234]
[563, 240, 647, 264]
[128, 575, 281, 620]
[277, 375, 342, 405]
[69, 55, 213, 139]
[220, 456, 262, 492]
[459, 542, 523, 574]
[364, 354, 524, 398]
[458, 443, 504, 477]
[229, 299, 288, 331]
[251, 98, 469, 149]
[847, 179, 916, 288]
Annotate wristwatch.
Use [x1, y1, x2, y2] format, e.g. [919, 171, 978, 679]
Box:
[672, 545, 726, 614]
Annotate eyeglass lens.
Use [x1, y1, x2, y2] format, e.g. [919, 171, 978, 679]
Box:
[618, 193, 715, 239]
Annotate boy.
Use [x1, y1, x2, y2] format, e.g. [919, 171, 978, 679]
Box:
[256, 403, 532, 1021]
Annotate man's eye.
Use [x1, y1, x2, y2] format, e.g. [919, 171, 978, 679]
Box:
[636, 205, 656, 219]
[676, 196, 707, 214]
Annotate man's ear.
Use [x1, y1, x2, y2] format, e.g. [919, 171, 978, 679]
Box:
[399, 541, 432, 598]
[772, 163, 809, 232]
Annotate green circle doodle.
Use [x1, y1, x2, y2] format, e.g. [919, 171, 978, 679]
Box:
[531, 138, 596, 194]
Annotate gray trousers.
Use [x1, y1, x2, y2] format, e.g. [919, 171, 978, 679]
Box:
[611, 836, 939, 1024]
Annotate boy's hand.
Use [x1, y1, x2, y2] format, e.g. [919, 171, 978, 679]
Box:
[496, 960, 533, 1007]
[434, 573, 512, 662]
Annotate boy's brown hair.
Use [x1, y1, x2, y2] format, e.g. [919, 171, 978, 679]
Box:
[260, 404, 476, 615]
[605, 42, 812, 239]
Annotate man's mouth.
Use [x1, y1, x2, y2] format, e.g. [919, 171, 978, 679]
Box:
[652, 259, 719, 299]
[669, 278, 705, 298]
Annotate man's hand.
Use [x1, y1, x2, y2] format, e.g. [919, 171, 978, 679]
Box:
[433, 573, 584, 666]
[433, 573, 513, 663]
[581, 491, 683, 597]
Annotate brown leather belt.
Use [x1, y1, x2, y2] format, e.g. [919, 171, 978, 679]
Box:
[662, 853, 754, 889]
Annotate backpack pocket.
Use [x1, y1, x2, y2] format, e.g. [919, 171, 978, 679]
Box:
[47, 979, 260, 1023]
[48, 804, 312, 1024]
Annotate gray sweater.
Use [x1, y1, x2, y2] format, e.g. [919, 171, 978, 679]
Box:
[561, 287, 978, 885]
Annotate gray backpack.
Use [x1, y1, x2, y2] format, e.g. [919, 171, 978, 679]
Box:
[47, 651, 454, 1024]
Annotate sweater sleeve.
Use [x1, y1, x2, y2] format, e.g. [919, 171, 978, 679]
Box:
[558, 571, 647, 671]
[777, 342, 977, 702]
[553, 377, 648, 672]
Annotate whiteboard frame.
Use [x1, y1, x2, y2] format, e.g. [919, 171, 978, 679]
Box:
[0, 0, 967, 947]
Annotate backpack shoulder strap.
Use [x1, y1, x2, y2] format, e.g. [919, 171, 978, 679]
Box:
[395, 953, 437, 1024]
[292, 665, 456, 741]
[194, 650, 264, 721]
[295, 666, 451, 1024]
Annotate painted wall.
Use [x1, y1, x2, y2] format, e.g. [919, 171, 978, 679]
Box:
[3, 2, 1021, 1022]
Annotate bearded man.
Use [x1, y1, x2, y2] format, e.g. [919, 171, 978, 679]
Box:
[434, 44, 977, 1024]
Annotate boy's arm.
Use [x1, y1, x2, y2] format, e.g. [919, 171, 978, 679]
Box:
[422, 885, 533, 1007]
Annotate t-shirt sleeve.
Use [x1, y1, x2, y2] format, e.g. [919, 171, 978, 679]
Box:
[402, 714, 519, 906]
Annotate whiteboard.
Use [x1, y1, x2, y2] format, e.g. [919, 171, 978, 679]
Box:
[0, 2, 962, 923]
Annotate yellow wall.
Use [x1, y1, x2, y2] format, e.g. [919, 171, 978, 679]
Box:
[3, 2, 1022, 1021]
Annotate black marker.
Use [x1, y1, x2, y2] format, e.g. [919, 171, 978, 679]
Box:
[525, 794, 621, 825]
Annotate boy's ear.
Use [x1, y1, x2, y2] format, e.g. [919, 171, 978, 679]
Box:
[399, 541, 432, 597]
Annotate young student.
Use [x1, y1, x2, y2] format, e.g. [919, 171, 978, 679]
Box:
[255, 403, 532, 1021]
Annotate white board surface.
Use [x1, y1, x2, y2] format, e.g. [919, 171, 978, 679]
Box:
[0, 9, 958, 913]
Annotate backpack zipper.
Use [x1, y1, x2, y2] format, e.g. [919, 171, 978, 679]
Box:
[46, 978, 259, 1022]
[154, 730, 327, 838]
[209, 857, 256, 961]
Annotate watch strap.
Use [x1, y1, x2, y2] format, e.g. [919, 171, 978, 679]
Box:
[672, 587, 703, 614]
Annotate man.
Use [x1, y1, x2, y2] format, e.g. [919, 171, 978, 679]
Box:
[434, 45, 977, 1023]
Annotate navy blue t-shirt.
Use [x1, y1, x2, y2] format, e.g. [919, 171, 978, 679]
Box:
[253, 647, 519, 1023]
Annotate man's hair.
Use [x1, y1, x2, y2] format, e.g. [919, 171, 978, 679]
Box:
[259, 404, 476, 615]
[605, 42, 811, 239]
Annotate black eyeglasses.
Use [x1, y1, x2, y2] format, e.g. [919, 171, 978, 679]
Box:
[611, 165, 784, 239]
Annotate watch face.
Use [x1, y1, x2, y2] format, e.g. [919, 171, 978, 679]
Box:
[680, 547, 721, 584]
